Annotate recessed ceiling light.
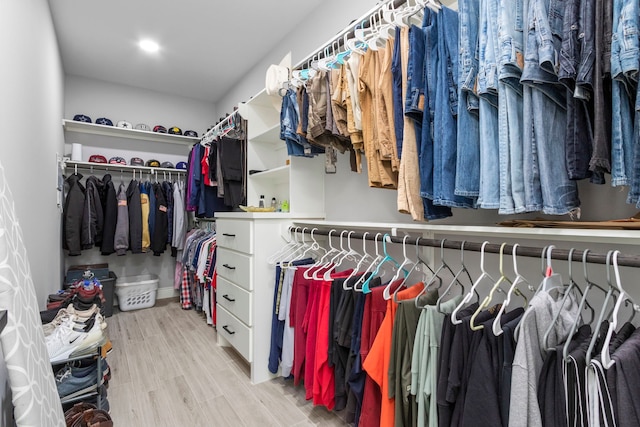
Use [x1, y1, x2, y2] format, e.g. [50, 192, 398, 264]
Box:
[138, 39, 160, 53]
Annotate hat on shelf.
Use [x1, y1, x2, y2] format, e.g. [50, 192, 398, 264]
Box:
[168, 126, 182, 135]
[175, 161, 188, 170]
[95, 117, 113, 126]
[88, 155, 108, 164]
[116, 121, 132, 129]
[135, 123, 151, 131]
[73, 114, 92, 123]
[108, 157, 127, 165]
[146, 159, 161, 167]
[153, 125, 167, 133]
[183, 130, 198, 138]
[160, 161, 174, 169]
[130, 157, 145, 166]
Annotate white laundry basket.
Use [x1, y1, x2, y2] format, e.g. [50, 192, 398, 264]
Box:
[115, 274, 159, 311]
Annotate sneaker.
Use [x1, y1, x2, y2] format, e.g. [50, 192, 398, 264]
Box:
[68, 318, 105, 359]
[43, 305, 101, 337]
[56, 366, 103, 400]
[47, 319, 92, 363]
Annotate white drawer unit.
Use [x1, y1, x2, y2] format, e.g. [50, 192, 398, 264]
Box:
[216, 248, 252, 290]
[217, 305, 252, 362]
[217, 276, 252, 326]
[214, 213, 322, 384]
[216, 219, 253, 254]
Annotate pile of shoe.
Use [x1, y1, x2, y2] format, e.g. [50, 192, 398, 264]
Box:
[63, 402, 112, 427]
[55, 357, 110, 404]
[42, 273, 106, 324]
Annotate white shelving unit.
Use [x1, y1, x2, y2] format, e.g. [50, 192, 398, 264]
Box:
[239, 88, 325, 215]
[63, 120, 199, 146]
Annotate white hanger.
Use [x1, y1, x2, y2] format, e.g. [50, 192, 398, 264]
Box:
[314, 230, 349, 280]
[451, 241, 494, 324]
[275, 227, 307, 265]
[601, 251, 639, 368]
[362, 234, 400, 294]
[353, 233, 386, 291]
[382, 235, 416, 300]
[436, 241, 473, 313]
[323, 230, 359, 280]
[303, 229, 339, 279]
[267, 227, 298, 265]
[493, 244, 530, 336]
[344, 232, 374, 289]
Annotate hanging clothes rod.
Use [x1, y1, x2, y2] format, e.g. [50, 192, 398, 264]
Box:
[200, 110, 241, 146]
[289, 227, 640, 268]
[293, 0, 408, 71]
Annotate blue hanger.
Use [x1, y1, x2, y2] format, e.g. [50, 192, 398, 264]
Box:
[361, 233, 405, 294]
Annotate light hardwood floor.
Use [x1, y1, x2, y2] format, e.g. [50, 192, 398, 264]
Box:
[105, 299, 349, 427]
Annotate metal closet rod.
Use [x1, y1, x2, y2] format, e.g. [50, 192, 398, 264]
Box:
[290, 227, 640, 268]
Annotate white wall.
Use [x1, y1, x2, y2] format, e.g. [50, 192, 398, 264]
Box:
[215, 0, 379, 115]
[0, 0, 65, 308]
[63, 76, 217, 293]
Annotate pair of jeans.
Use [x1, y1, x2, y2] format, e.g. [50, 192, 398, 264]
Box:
[392, 26, 405, 159]
[456, 0, 481, 198]
[433, 7, 475, 208]
[521, 0, 580, 214]
[477, 0, 501, 208]
[280, 89, 322, 157]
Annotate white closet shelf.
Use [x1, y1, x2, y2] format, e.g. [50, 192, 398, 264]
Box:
[290, 220, 640, 246]
[251, 124, 281, 145]
[216, 212, 325, 220]
[65, 160, 186, 175]
[248, 165, 289, 183]
[62, 119, 199, 146]
[245, 88, 282, 109]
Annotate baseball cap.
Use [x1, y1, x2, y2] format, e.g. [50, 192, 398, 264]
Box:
[89, 155, 108, 164]
[175, 161, 188, 170]
[135, 123, 151, 131]
[168, 126, 183, 135]
[95, 117, 113, 126]
[116, 120, 132, 129]
[184, 130, 198, 138]
[130, 157, 144, 166]
[73, 114, 92, 123]
[109, 156, 127, 165]
[160, 161, 174, 169]
[146, 159, 161, 167]
[153, 125, 167, 133]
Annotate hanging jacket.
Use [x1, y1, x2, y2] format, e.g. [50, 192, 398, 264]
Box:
[63, 173, 86, 256]
[148, 180, 156, 237]
[140, 182, 151, 252]
[162, 181, 174, 246]
[82, 176, 104, 249]
[114, 183, 129, 256]
[151, 182, 168, 256]
[172, 179, 186, 251]
[100, 174, 118, 255]
[126, 179, 143, 254]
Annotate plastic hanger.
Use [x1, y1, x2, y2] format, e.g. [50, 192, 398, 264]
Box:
[585, 251, 619, 365]
[469, 243, 511, 331]
[303, 229, 339, 279]
[344, 232, 373, 289]
[542, 248, 593, 351]
[451, 241, 495, 324]
[275, 227, 306, 265]
[323, 231, 360, 280]
[362, 234, 400, 294]
[314, 230, 349, 280]
[353, 233, 386, 292]
[382, 235, 417, 300]
[267, 227, 298, 265]
[492, 244, 529, 336]
[413, 239, 454, 308]
[601, 250, 640, 368]
[470, 243, 513, 329]
[436, 241, 473, 313]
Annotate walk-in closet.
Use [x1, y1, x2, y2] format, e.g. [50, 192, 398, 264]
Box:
[2, 0, 640, 426]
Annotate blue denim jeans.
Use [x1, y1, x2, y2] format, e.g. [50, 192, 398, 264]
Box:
[431, 8, 475, 209]
[280, 89, 321, 157]
[456, 0, 481, 198]
[521, 0, 580, 215]
[392, 26, 405, 159]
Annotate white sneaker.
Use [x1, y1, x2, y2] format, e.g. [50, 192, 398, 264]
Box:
[69, 317, 105, 358]
[47, 319, 90, 363]
[43, 304, 101, 337]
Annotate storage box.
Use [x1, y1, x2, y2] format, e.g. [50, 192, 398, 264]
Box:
[115, 274, 159, 311]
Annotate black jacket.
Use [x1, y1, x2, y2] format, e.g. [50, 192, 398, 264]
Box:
[100, 174, 118, 255]
[63, 173, 86, 256]
[82, 176, 104, 249]
[126, 179, 143, 254]
[151, 183, 168, 256]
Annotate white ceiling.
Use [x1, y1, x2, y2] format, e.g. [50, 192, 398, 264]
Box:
[48, 0, 324, 103]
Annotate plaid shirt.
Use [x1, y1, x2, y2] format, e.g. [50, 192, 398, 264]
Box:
[179, 265, 193, 309]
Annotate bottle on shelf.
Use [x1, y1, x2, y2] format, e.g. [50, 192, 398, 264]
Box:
[271, 197, 277, 211]
[281, 200, 289, 213]
[259, 195, 265, 208]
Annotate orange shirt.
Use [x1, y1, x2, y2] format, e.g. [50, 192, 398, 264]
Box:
[362, 282, 425, 427]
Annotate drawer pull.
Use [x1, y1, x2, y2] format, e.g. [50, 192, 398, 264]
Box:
[222, 294, 236, 302]
[222, 325, 235, 335]
[222, 264, 236, 270]
[222, 233, 236, 237]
